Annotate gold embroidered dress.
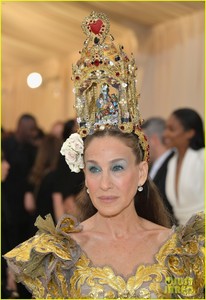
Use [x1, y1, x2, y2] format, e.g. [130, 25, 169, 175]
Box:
[4, 212, 204, 299]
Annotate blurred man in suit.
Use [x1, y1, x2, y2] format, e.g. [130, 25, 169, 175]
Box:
[142, 117, 176, 224]
[2, 114, 38, 298]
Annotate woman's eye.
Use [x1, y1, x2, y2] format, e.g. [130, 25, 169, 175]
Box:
[112, 165, 124, 172]
[88, 166, 101, 173]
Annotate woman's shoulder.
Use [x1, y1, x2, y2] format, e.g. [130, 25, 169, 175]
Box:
[5, 213, 83, 258]
[175, 211, 205, 240]
[4, 214, 83, 298]
[160, 211, 204, 248]
[187, 147, 205, 161]
[139, 216, 172, 234]
[156, 211, 204, 265]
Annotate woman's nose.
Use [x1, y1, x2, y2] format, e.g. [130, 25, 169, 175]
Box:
[99, 171, 112, 190]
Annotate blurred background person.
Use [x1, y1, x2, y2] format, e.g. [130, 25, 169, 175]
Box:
[1, 152, 10, 182]
[1, 127, 13, 140]
[2, 113, 38, 298]
[164, 108, 204, 225]
[1, 152, 18, 298]
[52, 118, 84, 222]
[32, 127, 45, 148]
[25, 134, 62, 226]
[50, 120, 64, 140]
[142, 117, 176, 225]
[2, 113, 38, 245]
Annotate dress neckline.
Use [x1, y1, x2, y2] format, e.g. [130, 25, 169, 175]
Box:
[69, 224, 177, 281]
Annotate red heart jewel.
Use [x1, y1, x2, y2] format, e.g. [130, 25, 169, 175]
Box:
[90, 19, 103, 34]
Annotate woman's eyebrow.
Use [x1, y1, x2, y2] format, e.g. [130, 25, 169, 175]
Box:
[85, 158, 128, 167]
[85, 160, 98, 164]
[109, 158, 126, 163]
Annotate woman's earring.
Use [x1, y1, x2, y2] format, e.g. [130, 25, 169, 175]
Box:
[86, 188, 89, 194]
[138, 186, 143, 192]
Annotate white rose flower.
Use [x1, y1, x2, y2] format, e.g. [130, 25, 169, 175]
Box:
[60, 133, 84, 173]
[65, 148, 77, 163]
[70, 164, 81, 173]
[76, 155, 84, 169]
[74, 142, 84, 153]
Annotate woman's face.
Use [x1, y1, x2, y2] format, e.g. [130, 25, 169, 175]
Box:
[84, 136, 148, 218]
[163, 114, 193, 149]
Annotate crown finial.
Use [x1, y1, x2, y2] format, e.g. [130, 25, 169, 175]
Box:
[81, 11, 110, 45]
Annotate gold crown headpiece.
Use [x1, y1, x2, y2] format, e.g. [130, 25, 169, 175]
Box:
[72, 11, 149, 162]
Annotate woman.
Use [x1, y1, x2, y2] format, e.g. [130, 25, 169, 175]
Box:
[52, 119, 84, 221]
[25, 134, 62, 222]
[164, 108, 204, 225]
[4, 127, 204, 298]
[4, 12, 204, 299]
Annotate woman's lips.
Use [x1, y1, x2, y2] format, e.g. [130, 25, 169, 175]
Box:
[98, 196, 118, 202]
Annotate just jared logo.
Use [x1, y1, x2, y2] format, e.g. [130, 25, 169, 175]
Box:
[164, 276, 194, 294]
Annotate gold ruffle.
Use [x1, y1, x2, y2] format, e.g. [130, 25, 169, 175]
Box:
[4, 214, 82, 298]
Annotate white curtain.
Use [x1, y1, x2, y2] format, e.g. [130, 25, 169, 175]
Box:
[138, 10, 204, 121]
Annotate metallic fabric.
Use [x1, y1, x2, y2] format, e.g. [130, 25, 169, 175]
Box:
[4, 212, 204, 298]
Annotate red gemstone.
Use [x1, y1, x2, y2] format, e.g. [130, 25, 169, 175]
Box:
[94, 60, 100, 66]
[75, 76, 80, 80]
[116, 72, 120, 76]
[89, 19, 103, 35]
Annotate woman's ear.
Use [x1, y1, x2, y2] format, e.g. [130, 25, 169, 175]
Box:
[186, 129, 195, 140]
[137, 161, 148, 186]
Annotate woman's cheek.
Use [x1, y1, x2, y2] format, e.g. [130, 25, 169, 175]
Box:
[86, 176, 99, 191]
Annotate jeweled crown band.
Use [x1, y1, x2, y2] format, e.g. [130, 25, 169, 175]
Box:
[78, 123, 149, 163]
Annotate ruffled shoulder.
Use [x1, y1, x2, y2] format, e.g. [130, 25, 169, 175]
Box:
[176, 211, 205, 242]
[4, 214, 82, 298]
[157, 212, 205, 298]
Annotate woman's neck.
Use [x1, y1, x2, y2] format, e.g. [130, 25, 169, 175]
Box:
[92, 210, 143, 239]
[176, 145, 189, 163]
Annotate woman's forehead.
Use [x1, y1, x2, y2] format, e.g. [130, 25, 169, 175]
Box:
[86, 135, 128, 148]
[85, 136, 134, 158]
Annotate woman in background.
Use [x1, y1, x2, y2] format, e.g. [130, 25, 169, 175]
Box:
[52, 119, 84, 221]
[164, 108, 204, 225]
[25, 134, 62, 222]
